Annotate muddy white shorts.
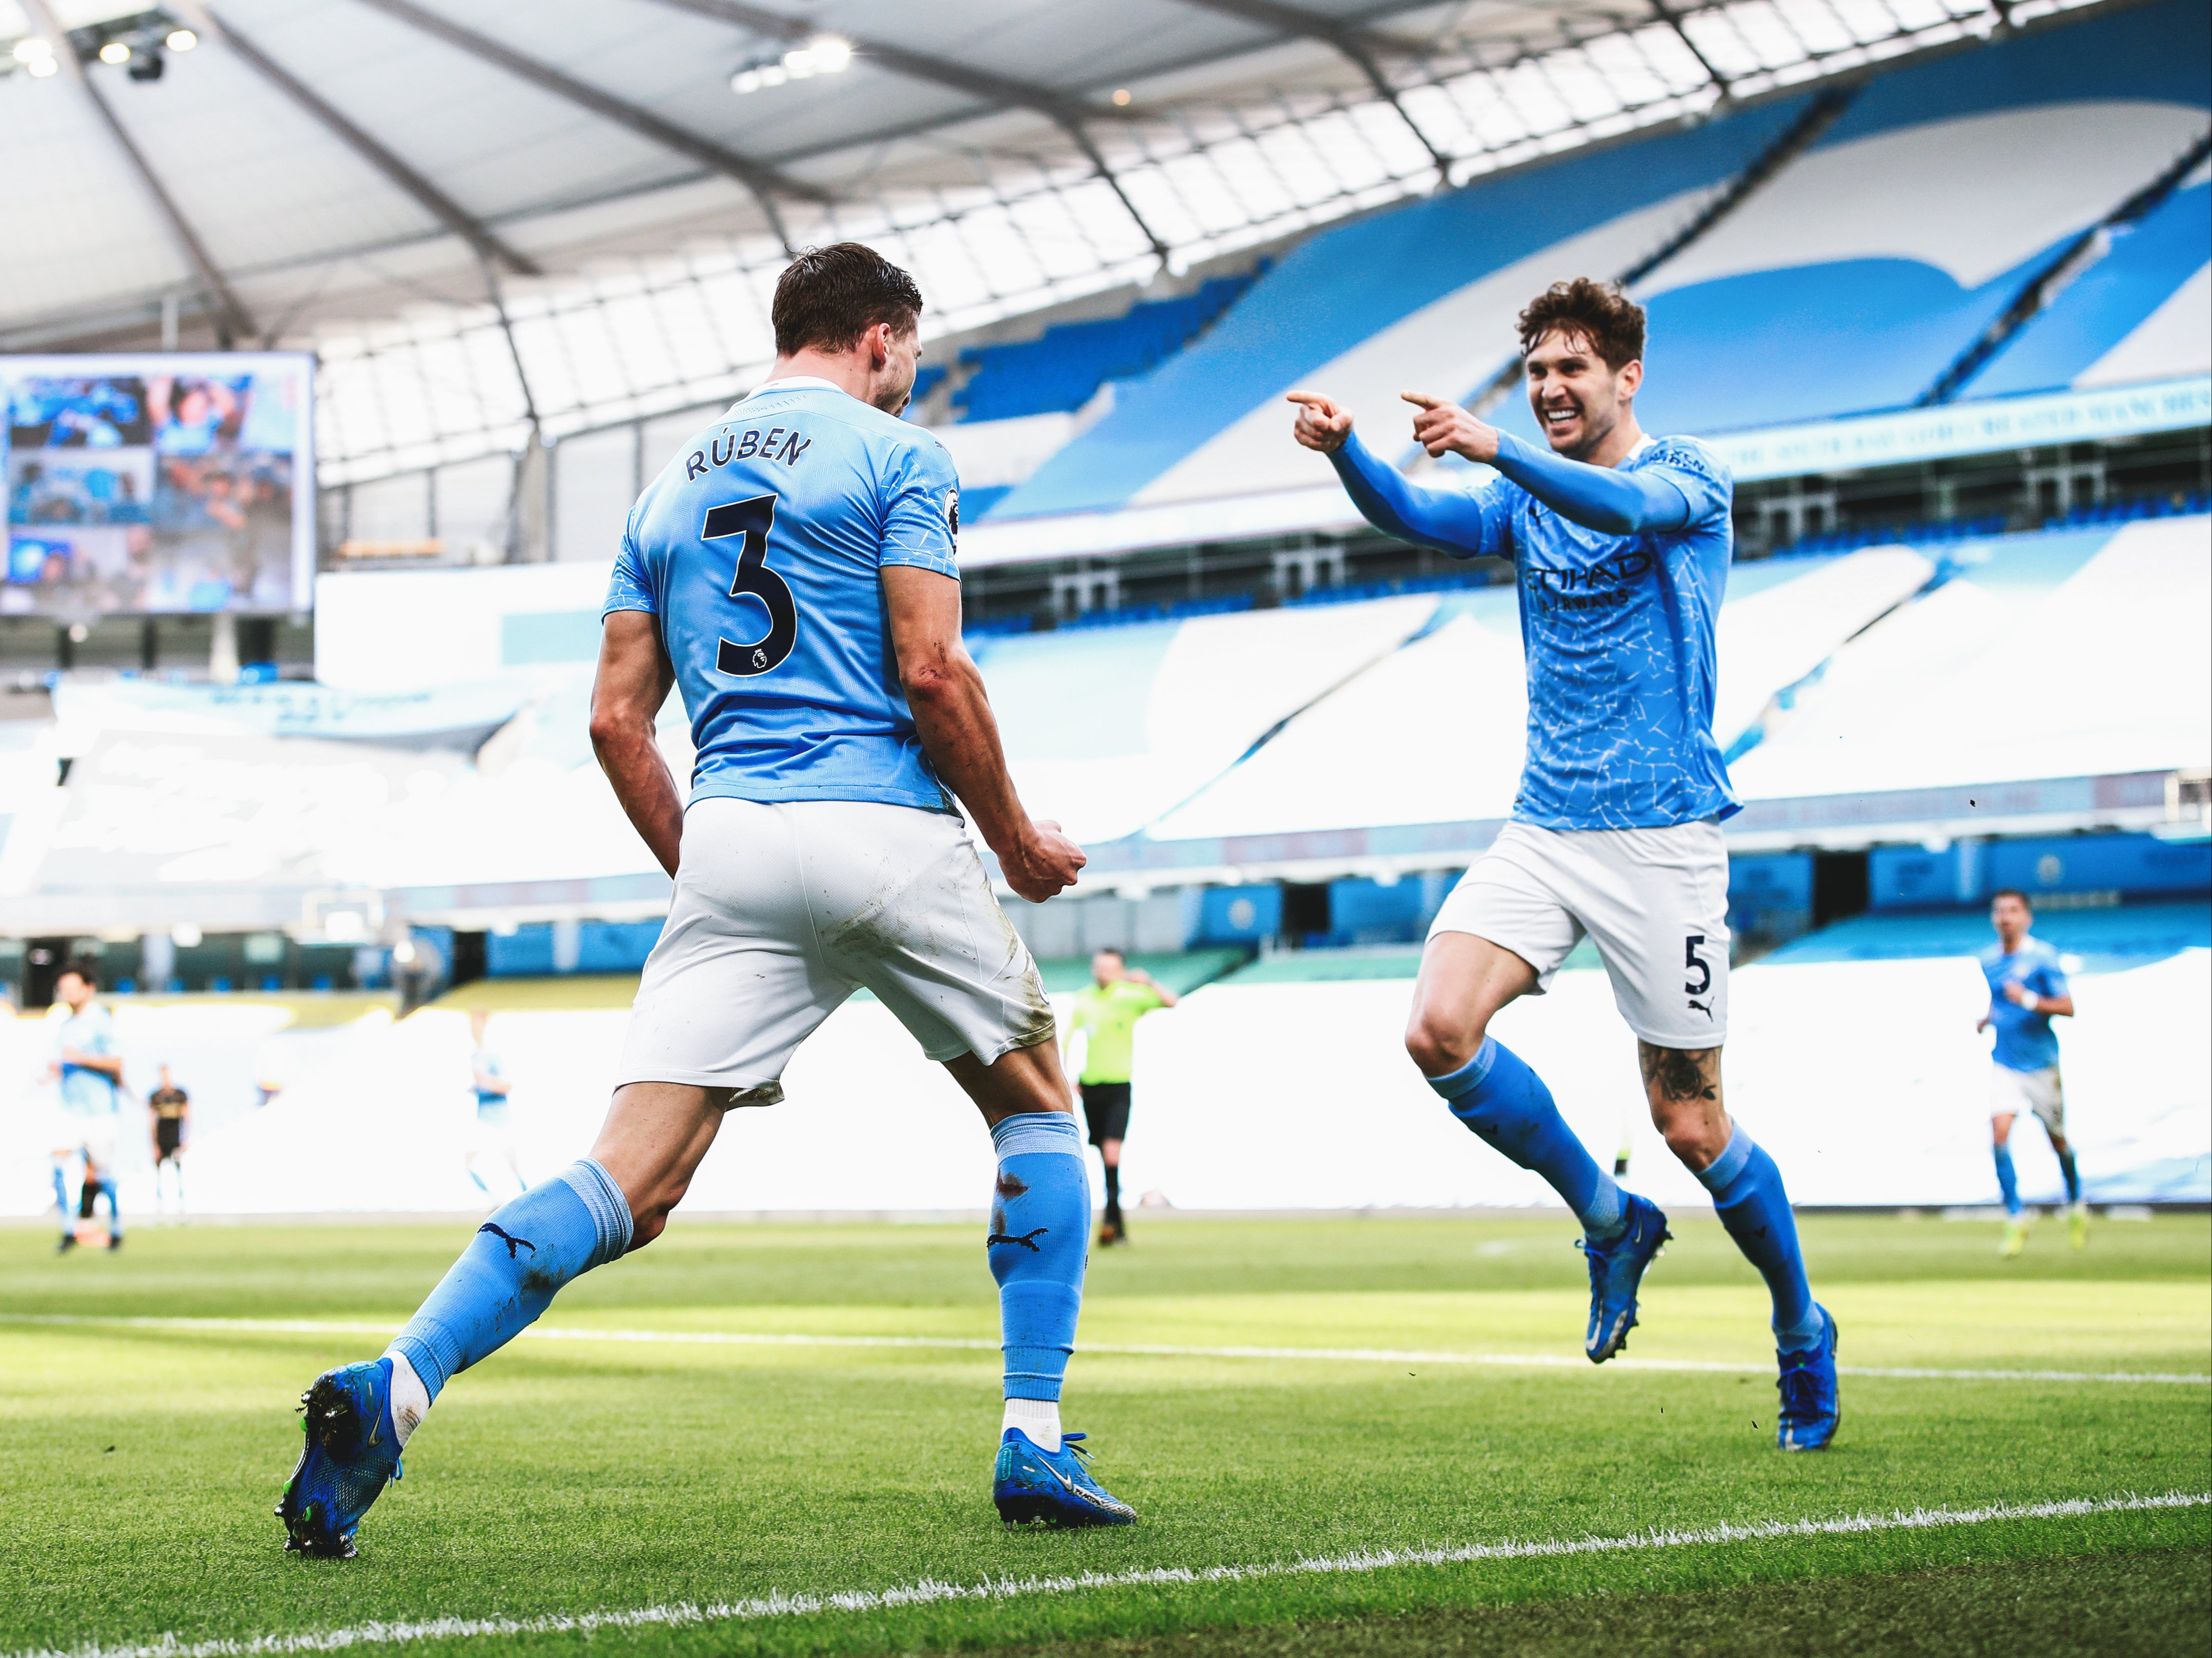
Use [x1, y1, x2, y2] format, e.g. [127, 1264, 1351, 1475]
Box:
[1990, 1062, 2064, 1137]
[616, 797, 1055, 1102]
[1429, 818, 1731, 1048]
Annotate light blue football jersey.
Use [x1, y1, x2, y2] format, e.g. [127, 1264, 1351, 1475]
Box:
[1980, 935, 2068, 1073]
[605, 377, 962, 813]
[55, 1003, 120, 1118]
[1335, 431, 1738, 830]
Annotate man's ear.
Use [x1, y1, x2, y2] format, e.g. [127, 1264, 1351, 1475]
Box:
[868, 322, 893, 370]
[1616, 358, 1643, 401]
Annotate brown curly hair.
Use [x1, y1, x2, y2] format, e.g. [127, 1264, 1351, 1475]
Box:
[1517, 278, 1646, 369]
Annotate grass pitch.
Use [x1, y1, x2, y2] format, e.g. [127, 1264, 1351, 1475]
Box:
[1, 1211, 2206, 1658]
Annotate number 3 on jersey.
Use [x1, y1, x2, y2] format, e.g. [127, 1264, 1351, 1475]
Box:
[703, 494, 796, 676]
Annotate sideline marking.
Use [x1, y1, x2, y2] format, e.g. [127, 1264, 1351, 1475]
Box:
[5, 1313, 2207, 1387]
[13, 1491, 2207, 1658]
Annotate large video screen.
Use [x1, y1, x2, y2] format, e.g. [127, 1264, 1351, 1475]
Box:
[2, 352, 315, 616]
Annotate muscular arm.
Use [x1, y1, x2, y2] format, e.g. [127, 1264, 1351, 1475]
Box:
[589, 610, 684, 878]
[882, 564, 1084, 903]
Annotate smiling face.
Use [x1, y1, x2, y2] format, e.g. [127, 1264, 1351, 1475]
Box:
[1524, 327, 1642, 461]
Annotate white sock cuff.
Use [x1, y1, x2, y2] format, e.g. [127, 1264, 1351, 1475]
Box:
[382, 1348, 431, 1447]
[1002, 1396, 1062, 1453]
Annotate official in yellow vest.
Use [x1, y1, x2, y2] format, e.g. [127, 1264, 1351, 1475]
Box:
[1066, 948, 1178, 1245]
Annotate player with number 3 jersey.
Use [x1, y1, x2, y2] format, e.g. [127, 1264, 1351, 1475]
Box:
[1288, 277, 1838, 1452]
[276, 244, 1133, 1560]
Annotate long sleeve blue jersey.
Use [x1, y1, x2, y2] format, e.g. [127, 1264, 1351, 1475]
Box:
[1330, 428, 1740, 831]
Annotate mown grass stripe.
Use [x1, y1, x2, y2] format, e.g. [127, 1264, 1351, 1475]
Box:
[14, 1491, 2207, 1658]
[5, 1314, 2205, 1387]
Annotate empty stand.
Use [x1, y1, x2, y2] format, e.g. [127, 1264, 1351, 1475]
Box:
[1730, 514, 2212, 799]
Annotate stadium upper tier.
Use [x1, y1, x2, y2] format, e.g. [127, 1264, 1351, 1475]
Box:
[961, 0, 2209, 522]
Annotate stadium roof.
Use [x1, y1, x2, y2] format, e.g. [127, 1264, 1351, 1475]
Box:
[1, 0, 2108, 480]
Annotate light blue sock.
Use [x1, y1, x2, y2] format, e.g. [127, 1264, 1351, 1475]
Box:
[1697, 1126, 1820, 1351]
[2057, 1149, 2081, 1205]
[465, 1164, 491, 1197]
[99, 1177, 122, 1236]
[388, 1159, 632, 1400]
[987, 1112, 1089, 1402]
[1992, 1145, 2022, 1216]
[1428, 1037, 1625, 1240]
[51, 1164, 70, 1232]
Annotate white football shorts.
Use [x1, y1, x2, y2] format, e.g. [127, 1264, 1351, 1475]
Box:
[66, 1112, 120, 1175]
[1990, 1062, 2064, 1137]
[1429, 818, 1731, 1048]
[616, 797, 1055, 1101]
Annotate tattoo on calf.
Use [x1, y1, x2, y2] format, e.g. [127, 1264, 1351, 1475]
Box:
[1639, 1043, 1719, 1103]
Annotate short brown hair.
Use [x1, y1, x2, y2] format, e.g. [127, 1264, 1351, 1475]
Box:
[1991, 887, 2033, 912]
[772, 242, 924, 357]
[1517, 278, 1645, 369]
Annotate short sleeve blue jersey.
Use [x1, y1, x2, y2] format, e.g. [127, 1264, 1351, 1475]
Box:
[1332, 430, 1739, 830]
[605, 377, 962, 813]
[56, 1003, 119, 1118]
[472, 1048, 506, 1114]
[1980, 935, 2069, 1072]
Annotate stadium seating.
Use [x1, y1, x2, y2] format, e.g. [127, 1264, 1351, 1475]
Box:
[951, 274, 1256, 425]
[988, 0, 2209, 520]
[1729, 514, 2211, 798]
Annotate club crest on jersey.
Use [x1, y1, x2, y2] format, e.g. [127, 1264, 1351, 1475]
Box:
[947, 487, 960, 542]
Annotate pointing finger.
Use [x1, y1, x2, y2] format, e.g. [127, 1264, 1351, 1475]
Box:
[1400, 391, 1449, 410]
[1285, 391, 1336, 412]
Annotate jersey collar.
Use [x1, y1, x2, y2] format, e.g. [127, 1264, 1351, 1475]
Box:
[744, 375, 845, 400]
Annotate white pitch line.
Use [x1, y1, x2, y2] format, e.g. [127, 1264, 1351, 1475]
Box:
[4, 1313, 2206, 1386]
[12, 1490, 2208, 1658]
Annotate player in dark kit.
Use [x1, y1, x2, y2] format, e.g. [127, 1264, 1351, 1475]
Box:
[149, 1066, 188, 1215]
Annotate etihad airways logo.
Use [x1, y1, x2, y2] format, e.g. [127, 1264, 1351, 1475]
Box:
[1523, 550, 1653, 617]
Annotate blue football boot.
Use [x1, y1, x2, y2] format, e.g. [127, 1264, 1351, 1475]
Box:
[1776, 1304, 1840, 1452]
[993, 1429, 1137, 1527]
[276, 1359, 404, 1558]
[1579, 1193, 1671, 1362]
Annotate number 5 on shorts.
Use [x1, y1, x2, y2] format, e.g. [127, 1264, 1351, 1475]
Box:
[1684, 934, 1712, 997]
[704, 494, 797, 676]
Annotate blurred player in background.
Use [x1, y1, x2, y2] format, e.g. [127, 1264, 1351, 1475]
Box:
[1067, 948, 1176, 1245]
[47, 966, 124, 1253]
[1289, 278, 1839, 1453]
[279, 242, 1132, 1560]
[1977, 889, 2083, 1256]
[149, 1065, 189, 1216]
[463, 1010, 527, 1200]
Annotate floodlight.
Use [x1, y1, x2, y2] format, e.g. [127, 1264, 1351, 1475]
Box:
[781, 46, 815, 78]
[99, 41, 130, 63]
[11, 37, 51, 62]
[1113, 88, 1132, 106]
[166, 28, 196, 50]
[171, 923, 204, 949]
[27, 55, 56, 74]
[808, 36, 851, 73]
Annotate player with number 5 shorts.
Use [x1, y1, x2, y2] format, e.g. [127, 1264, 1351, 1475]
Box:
[277, 243, 1133, 1559]
[1288, 277, 1837, 1452]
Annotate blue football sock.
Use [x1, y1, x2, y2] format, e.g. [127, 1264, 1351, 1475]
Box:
[2057, 1149, 2081, 1204]
[99, 1177, 122, 1236]
[1992, 1145, 2022, 1216]
[388, 1159, 632, 1401]
[1428, 1037, 1624, 1240]
[51, 1163, 70, 1230]
[1697, 1126, 1820, 1351]
[987, 1112, 1089, 1402]
[465, 1164, 491, 1197]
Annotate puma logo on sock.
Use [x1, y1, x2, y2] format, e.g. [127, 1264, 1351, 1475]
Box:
[988, 1228, 1048, 1251]
[479, 1223, 537, 1258]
